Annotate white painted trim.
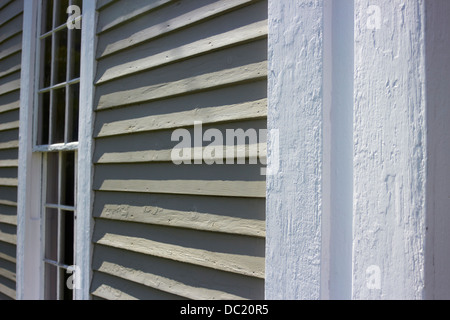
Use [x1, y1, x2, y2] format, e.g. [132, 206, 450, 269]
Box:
[266, 0, 324, 300]
[74, 0, 97, 301]
[17, 0, 40, 300]
[17, 0, 97, 300]
[321, 0, 333, 300]
[352, 0, 427, 299]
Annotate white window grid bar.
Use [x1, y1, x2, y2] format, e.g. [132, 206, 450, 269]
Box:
[39, 15, 82, 41]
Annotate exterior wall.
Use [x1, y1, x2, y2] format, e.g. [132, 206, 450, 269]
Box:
[90, 0, 267, 300]
[0, 0, 23, 300]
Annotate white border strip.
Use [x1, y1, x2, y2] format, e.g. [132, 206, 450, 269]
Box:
[74, 0, 97, 300]
[266, 0, 324, 299]
[17, 0, 39, 300]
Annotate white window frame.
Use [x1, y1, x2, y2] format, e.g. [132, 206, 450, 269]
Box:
[17, 0, 96, 300]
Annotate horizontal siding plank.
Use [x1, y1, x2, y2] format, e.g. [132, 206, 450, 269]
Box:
[95, 260, 244, 300]
[97, 20, 267, 84]
[0, 252, 15, 264]
[0, 51, 21, 79]
[0, 214, 16, 226]
[96, 0, 116, 10]
[91, 271, 186, 300]
[96, 203, 265, 237]
[0, 101, 19, 114]
[0, 78, 20, 96]
[96, 98, 267, 137]
[0, 63, 20, 80]
[0, 0, 22, 29]
[98, 0, 174, 34]
[0, 14, 22, 45]
[95, 233, 265, 279]
[0, 121, 19, 132]
[0, 32, 21, 61]
[0, 141, 18, 150]
[0, 0, 13, 11]
[97, 61, 267, 110]
[98, 0, 257, 58]
[0, 200, 16, 207]
[91, 284, 138, 300]
[0, 230, 16, 245]
[0, 282, 15, 299]
[0, 90, 20, 114]
[96, 143, 266, 164]
[92, 244, 264, 299]
[0, 267, 14, 282]
[0, 160, 18, 168]
[0, 178, 17, 187]
[98, 179, 266, 198]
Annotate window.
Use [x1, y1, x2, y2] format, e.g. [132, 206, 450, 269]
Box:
[36, 0, 82, 300]
[18, 0, 95, 300]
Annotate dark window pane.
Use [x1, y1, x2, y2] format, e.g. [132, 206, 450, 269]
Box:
[44, 263, 58, 300]
[52, 87, 66, 144]
[54, 29, 68, 85]
[61, 151, 75, 206]
[67, 84, 79, 143]
[40, 36, 52, 89]
[61, 211, 74, 266]
[69, 28, 81, 80]
[37, 92, 50, 146]
[45, 208, 58, 261]
[63, 268, 74, 300]
[41, 0, 54, 34]
[55, 0, 70, 28]
[46, 152, 59, 204]
[71, 0, 82, 11]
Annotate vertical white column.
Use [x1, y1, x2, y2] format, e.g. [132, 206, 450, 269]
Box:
[352, 0, 427, 299]
[75, 0, 97, 300]
[17, 0, 40, 300]
[266, 0, 325, 300]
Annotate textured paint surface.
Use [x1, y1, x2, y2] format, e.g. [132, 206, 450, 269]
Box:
[266, 0, 323, 300]
[353, 0, 427, 299]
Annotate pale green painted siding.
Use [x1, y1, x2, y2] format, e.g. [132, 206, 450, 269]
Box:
[0, 0, 23, 301]
[91, 0, 267, 299]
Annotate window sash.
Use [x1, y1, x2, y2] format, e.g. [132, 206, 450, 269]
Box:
[33, 0, 82, 150]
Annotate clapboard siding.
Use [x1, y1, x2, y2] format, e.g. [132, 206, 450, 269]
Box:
[92, 0, 267, 300]
[0, 0, 21, 300]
